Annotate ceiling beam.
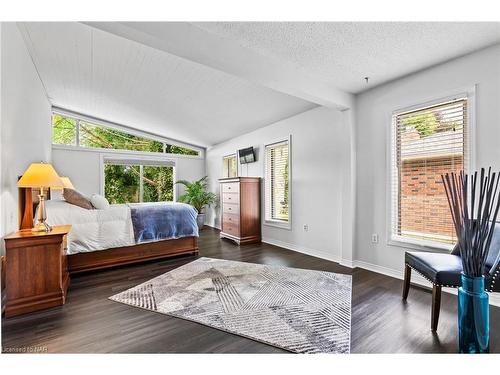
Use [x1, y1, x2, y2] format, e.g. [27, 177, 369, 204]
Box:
[84, 22, 354, 110]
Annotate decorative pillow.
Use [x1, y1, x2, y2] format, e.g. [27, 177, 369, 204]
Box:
[90, 194, 110, 210]
[63, 188, 94, 210]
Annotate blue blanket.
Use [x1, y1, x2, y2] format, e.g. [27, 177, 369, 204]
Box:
[127, 202, 199, 243]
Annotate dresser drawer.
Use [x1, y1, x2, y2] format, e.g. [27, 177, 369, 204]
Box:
[223, 213, 240, 226]
[222, 183, 239, 194]
[222, 220, 240, 237]
[223, 203, 240, 215]
[222, 192, 239, 204]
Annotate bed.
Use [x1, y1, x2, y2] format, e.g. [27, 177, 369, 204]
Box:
[18, 187, 199, 274]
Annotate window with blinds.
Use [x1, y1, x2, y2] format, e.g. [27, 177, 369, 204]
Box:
[222, 154, 237, 178]
[265, 140, 290, 225]
[391, 97, 468, 246]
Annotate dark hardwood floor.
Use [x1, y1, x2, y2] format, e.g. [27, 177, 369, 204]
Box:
[2, 227, 499, 353]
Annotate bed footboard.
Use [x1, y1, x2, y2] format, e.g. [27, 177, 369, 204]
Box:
[68, 236, 198, 274]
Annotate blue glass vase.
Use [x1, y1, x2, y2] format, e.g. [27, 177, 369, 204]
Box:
[458, 273, 489, 353]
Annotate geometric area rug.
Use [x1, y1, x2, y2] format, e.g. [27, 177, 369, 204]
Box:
[109, 257, 352, 353]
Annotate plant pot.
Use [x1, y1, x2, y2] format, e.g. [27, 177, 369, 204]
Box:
[196, 213, 206, 230]
[458, 273, 489, 353]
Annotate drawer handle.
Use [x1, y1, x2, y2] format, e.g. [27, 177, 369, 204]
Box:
[228, 218, 231, 221]
[228, 187, 231, 190]
[228, 207, 232, 210]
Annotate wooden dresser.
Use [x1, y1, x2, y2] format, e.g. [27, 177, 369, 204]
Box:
[4, 225, 71, 317]
[219, 177, 261, 245]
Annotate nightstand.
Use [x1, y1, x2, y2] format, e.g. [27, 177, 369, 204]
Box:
[4, 225, 71, 317]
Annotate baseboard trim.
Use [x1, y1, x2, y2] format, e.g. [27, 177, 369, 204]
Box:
[353, 259, 500, 307]
[205, 224, 221, 231]
[262, 237, 341, 263]
[339, 259, 355, 268]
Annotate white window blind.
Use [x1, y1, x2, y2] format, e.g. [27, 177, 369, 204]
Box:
[103, 157, 175, 167]
[265, 140, 290, 224]
[391, 97, 468, 246]
[222, 154, 237, 178]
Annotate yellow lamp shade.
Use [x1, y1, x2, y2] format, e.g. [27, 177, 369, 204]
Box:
[60, 177, 74, 189]
[17, 163, 64, 189]
[52, 176, 75, 191]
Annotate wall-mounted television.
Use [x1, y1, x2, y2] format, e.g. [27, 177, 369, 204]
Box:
[238, 147, 256, 164]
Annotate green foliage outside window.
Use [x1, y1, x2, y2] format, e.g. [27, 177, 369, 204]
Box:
[402, 112, 439, 137]
[52, 114, 77, 145]
[401, 111, 462, 138]
[143, 165, 174, 202]
[104, 164, 141, 204]
[52, 113, 197, 204]
[80, 121, 165, 153]
[52, 114, 198, 155]
[272, 143, 289, 221]
[104, 164, 174, 204]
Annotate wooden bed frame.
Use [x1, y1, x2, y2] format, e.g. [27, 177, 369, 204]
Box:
[18, 187, 199, 274]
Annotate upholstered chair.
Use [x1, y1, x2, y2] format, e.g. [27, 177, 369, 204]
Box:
[402, 221, 500, 331]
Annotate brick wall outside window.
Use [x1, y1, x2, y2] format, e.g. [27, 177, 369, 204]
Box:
[399, 155, 463, 243]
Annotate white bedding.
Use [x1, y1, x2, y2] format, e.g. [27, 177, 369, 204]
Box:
[43, 200, 135, 254]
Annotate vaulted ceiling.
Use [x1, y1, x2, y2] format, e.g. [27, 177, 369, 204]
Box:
[20, 22, 316, 147]
[193, 22, 500, 93]
[19, 22, 500, 147]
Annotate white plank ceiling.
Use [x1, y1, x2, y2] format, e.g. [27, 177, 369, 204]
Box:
[20, 22, 317, 147]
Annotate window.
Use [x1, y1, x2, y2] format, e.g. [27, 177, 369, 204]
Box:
[52, 111, 199, 156]
[391, 97, 469, 247]
[103, 158, 174, 204]
[265, 139, 290, 226]
[52, 114, 77, 146]
[222, 154, 237, 178]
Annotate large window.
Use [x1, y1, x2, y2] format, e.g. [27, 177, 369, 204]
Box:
[52, 112, 199, 156]
[222, 154, 237, 178]
[391, 97, 469, 247]
[104, 158, 174, 204]
[265, 139, 290, 226]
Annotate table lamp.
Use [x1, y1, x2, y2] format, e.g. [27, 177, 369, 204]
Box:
[17, 162, 64, 232]
[51, 176, 75, 191]
[60, 177, 74, 189]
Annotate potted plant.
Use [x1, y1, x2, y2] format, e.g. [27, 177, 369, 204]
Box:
[442, 168, 500, 353]
[176, 176, 217, 230]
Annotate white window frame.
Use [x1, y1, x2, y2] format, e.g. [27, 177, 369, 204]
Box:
[264, 135, 292, 230]
[52, 107, 204, 159]
[222, 153, 238, 178]
[386, 87, 476, 252]
[100, 154, 177, 203]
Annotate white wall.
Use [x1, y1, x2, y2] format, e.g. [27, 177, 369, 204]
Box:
[52, 147, 206, 199]
[355, 44, 500, 274]
[0, 23, 52, 251]
[206, 106, 351, 262]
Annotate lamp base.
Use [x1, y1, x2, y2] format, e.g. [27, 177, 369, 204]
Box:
[32, 189, 52, 232]
[33, 221, 52, 232]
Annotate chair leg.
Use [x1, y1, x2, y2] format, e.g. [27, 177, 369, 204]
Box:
[402, 264, 411, 300]
[431, 285, 442, 332]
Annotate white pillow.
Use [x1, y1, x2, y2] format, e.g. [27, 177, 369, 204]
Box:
[90, 194, 110, 210]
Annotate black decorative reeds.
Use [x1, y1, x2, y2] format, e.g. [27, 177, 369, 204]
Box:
[442, 168, 500, 277]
